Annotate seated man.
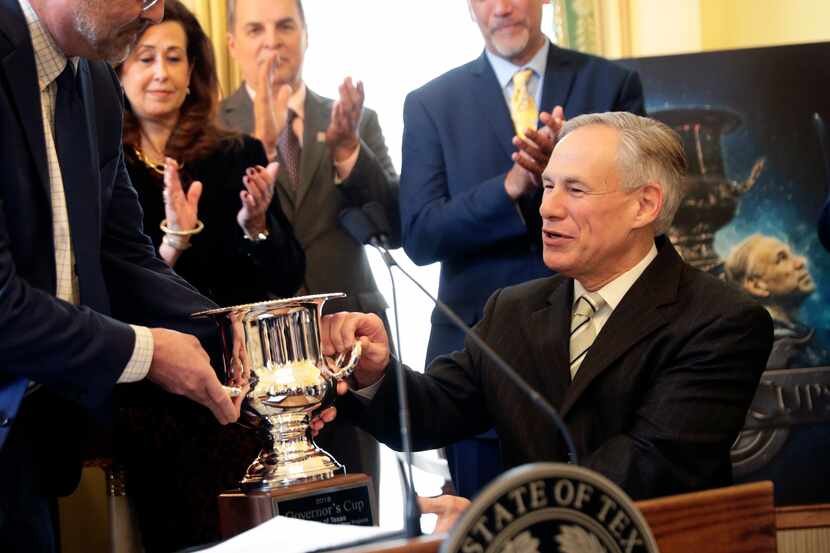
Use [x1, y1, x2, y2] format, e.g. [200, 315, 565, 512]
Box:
[724, 234, 830, 369]
[320, 112, 773, 502]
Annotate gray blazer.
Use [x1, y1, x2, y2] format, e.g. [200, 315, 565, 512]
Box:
[219, 85, 400, 317]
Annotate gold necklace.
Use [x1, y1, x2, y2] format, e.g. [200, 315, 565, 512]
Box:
[132, 146, 183, 176]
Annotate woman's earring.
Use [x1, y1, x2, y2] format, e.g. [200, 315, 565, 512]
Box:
[186, 86, 191, 95]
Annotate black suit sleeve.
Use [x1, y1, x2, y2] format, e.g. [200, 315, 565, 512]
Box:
[340, 291, 504, 451]
[581, 302, 773, 500]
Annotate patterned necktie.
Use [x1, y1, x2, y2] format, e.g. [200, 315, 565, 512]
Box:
[54, 62, 92, 304]
[277, 108, 301, 189]
[569, 292, 605, 379]
[510, 68, 538, 139]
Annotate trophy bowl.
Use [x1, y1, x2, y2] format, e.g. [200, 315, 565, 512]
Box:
[193, 293, 361, 492]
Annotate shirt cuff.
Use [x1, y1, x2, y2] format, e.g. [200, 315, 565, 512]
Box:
[333, 143, 361, 184]
[350, 373, 385, 404]
[118, 325, 154, 383]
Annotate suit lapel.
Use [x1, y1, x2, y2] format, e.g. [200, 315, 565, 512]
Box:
[528, 278, 573, 410]
[559, 239, 683, 418]
[539, 45, 577, 114]
[0, 4, 50, 199]
[469, 53, 516, 160]
[295, 89, 328, 209]
[222, 85, 255, 134]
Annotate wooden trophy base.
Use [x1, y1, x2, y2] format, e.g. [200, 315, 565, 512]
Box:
[218, 473, 376, 539]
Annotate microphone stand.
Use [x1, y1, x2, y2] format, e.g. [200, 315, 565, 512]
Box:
[374, 239, 422, 538]
[369, 239, 580, 467]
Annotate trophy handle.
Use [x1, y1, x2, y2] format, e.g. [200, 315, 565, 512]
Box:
[325, 341, 362, 380]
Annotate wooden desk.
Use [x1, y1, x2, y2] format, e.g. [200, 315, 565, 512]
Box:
[776, 503, 830, 553]
[336, 482, 777, 553]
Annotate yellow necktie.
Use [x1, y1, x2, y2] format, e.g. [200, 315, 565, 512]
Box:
[510, 68, 538, 139]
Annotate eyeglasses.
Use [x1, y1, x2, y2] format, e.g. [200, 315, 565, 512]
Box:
[142, 0, 161, 10]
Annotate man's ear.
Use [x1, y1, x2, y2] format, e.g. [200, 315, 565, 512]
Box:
[227, 32, 237, 59]
[744, 275, 770, 298]
[631, 181, 663, 230]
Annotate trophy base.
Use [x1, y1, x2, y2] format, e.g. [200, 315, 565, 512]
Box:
[239, 443, 347, 492]
[218, 473, 376, 539]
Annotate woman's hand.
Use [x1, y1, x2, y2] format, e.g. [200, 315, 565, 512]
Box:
[159, 158, 202, 266]
[163, 158, 202, 232]
[237, 161, 279, 238]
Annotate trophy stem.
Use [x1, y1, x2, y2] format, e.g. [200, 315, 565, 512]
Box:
[240, 412, 345, 492]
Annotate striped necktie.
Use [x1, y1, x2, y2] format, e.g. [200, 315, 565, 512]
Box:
[510, 68, 538, 139]
[277, 108, 301, 189]
[569, 292, 605, 379]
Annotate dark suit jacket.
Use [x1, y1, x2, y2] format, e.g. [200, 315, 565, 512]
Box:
[0, 0, 215, 490]
[345, 238, 774, 500]
[219, 85, 399, 317]
[400, 45, 646, 361]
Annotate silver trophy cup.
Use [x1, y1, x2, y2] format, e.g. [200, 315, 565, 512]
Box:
[192, 293, 361, 492]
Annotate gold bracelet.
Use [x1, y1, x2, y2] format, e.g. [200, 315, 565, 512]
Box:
[161, 234, 192, 251]
[159, 219, 204, 236]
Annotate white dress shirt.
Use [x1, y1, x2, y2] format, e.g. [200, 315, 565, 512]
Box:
[572, 243, 659, 338]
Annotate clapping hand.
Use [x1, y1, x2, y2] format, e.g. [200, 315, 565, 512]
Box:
[253, 51, 292, 161]
[237, 162, 279, 238]
[325, 76, 364, 163]
[162, 158, 202, 232]
[512, 106, 566, 183]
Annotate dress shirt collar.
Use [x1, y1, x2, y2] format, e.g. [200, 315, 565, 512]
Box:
[573, 242, 659, 311]
[245, 80, 307, 122]
[19, 0, 78, 92]
[485, 37, 550, 91]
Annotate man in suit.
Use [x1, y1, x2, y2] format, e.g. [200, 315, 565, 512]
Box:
[400, 0, 645, 497]
[320, 112, 773, 503]
[0, 1, 241, 550]
[219, 0, 399, 495]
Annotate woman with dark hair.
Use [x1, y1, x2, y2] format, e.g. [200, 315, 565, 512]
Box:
[114, 2, 304, 550]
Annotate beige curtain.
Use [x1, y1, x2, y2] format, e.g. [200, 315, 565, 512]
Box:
[180, 0, 241, 98]
[551, 0, 635, 58]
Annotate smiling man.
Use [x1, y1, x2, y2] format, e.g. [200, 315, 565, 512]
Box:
[399, 0, 645, 498]
[321, 112, 774, 502]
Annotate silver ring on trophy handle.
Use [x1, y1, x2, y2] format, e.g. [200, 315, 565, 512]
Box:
[223, 385, 242, 398]
[325, 341, 362, 380]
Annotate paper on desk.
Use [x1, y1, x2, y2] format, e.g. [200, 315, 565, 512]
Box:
[204, 516, 392, 553]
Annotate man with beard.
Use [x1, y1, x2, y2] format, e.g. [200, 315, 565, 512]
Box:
[725, 234, 830, 368]
[399, 0, 645, 498]
[0, 1, 241, 550]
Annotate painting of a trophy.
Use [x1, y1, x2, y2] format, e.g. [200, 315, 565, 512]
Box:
[651, 107, 765, 274]
[193, 293, 376, 532]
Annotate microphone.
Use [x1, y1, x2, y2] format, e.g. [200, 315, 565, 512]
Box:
[338, 206, 580, 464]
[338, 207, 421, 538]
